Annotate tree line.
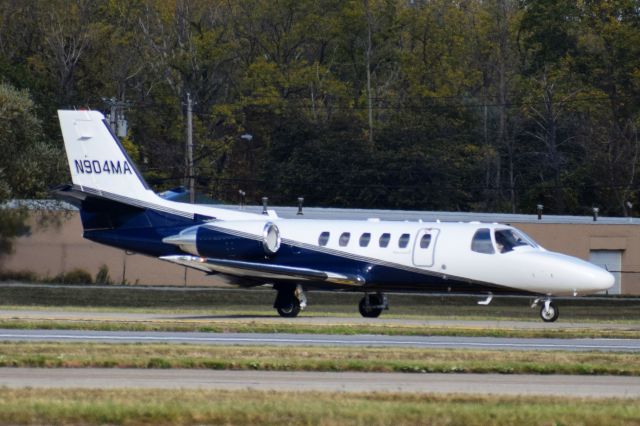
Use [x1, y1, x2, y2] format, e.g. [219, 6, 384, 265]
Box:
[1, 0, 640, 219]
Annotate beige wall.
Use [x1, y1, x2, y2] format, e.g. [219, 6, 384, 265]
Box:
[2, 212, 640, 294]
[1, 213, 218, 286]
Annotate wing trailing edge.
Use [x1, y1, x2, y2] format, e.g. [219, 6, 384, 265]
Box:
[160, 255, 365, 287]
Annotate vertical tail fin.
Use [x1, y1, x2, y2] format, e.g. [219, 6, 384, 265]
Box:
[58, 110, 151, 201]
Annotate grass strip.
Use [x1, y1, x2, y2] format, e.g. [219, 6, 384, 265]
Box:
[0, 318, 638, 339]
[0, 342, 638, 375]
[0, 388, 638, 425]
[3, 303, 640, 324]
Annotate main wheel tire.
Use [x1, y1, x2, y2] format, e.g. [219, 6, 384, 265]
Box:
[540, 301, 559, 322]
[277, 300, 301, 318]
[359, 296, 383, 318]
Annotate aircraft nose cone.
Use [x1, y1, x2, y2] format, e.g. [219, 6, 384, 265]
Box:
[590, 265, 615, 292]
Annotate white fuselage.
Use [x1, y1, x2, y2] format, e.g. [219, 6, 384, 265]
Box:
[204, 217, 614, 296]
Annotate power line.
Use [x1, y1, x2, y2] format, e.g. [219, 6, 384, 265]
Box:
[145, 173, 640, 194]
[125, 93, 639, 114]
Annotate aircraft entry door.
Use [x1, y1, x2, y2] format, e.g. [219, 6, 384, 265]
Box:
[412, 228, 439, 267]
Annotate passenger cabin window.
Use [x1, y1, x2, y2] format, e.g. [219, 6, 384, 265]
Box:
[339, 232, 351, 247]
[379, 233, 391, 248]
[471, 228, 494, 254]
[398, 233, 411, 249]
[359, 233, 371, 247]
[318, 232, 330, 247]
[494, 229, 535, 253]
[419, 234, 432, 249]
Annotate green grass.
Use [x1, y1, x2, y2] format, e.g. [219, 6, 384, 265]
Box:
[0, 388, 638, 425]
[0, 317, 638, 339]
[0, 342, 638, 375]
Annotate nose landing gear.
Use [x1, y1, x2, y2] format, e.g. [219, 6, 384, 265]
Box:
[532, 298, 559, 322]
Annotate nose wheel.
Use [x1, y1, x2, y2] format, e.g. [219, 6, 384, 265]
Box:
[538, 299, 559, 322]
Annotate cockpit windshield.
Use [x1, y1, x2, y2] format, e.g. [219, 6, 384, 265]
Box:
[494, 228, 538, 253]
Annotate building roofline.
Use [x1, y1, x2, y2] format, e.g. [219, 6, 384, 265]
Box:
[7, 199, 638, 225]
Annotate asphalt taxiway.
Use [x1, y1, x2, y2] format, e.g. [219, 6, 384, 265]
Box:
[0, 368, 638, 397]
[1, 328, 639, 351]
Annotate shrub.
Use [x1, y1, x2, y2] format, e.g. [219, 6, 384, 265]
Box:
[0, 270, 39, 282]
[95, 265, 113, 285]
[51, 268, 93, 285]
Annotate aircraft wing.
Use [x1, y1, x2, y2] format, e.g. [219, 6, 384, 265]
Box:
[160, 255, 365, 286]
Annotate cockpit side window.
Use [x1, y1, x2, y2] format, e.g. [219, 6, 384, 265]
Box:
[471, 228, 494, 254]
[494, 229, 535, 253]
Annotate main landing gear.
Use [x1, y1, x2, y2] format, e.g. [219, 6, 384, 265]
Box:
[358, 292, 389, 318]
[274, 286, 389, 319]
[532, 298, 560, 322]
[274, 284, 307, 318]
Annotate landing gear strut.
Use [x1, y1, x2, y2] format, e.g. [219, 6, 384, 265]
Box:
[274, 284, 307, 318]
[532, 298, 559, 322]
[358, 292, 388, 318]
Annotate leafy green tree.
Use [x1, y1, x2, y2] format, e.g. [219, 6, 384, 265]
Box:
[0, 83, 66, 257]
[0, 0, 638, 215]
[570, 1, 640, 215]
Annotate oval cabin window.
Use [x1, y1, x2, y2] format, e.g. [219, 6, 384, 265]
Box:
[379, 233, 391, 248]
[359, 233, 371, 247]
[318, 232, 330, 246]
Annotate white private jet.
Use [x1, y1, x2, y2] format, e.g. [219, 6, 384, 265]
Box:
[54, 109, 614, 322]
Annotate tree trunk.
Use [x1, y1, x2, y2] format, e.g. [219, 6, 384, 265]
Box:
[364, 0, 374, 146]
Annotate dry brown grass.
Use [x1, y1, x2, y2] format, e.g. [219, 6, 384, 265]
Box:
[0, 388, 638, 425]
[0, 342, 638, 375]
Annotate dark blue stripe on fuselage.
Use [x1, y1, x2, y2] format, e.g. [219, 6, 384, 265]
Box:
[79, 196, 206, 257]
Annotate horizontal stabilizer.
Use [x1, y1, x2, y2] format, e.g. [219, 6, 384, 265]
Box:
[160, 255, 365, 286]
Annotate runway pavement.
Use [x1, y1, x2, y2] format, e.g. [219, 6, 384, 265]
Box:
[2, 308, 639, 330]
[1, 328, 639, 351]
[0, 368, 638, 397]
[2, 307, 639, 398]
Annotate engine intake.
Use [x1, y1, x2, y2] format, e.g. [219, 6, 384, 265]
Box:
[262, 222, 281, 255]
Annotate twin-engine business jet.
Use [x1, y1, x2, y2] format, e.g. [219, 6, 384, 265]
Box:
[55, 110, 614, 322]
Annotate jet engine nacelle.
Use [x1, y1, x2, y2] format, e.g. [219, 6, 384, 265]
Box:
[163, 220, 281, 260]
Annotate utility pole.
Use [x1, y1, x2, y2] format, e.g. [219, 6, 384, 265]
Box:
[102, 97, 129, 138]
[185, 92, 195, 204]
